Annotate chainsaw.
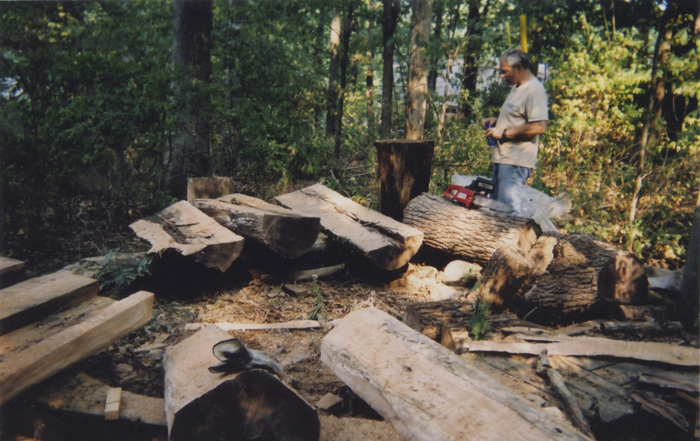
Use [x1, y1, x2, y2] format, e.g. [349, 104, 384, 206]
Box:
[442, 176, 512, 213]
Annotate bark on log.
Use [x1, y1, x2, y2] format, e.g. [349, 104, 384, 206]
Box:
[403, 192, 537, 267]
[321, 307, 591, 441]
[163, 325, 319, 441]
[276, 184, 423, 270]
[0, 291, 154, 406]
[130, 200, 244, 272]
[193, 194, 320, 259]
[471, 232, 648, 324]
[375, 140, 434, 221]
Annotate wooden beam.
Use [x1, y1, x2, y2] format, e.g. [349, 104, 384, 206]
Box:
[130, 201, 244, 272]
[0, 271, 98, 336]
[276, 184, 423, 270]
[0, 256, 26, 288]
[0, 291, 154, 406]
[321, 307, 591, 441]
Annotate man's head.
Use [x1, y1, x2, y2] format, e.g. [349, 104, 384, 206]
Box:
[499, 48, 532, 86]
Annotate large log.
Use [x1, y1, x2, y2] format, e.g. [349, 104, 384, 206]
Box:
[403, 192, 537, 267]
[276, 184, 423, 270]
[0, 271, 98, 336]
[163, 324, 319, 441]
[321, 307, 591, 441]
[130, 200, 244, 272]
[0, 291, 154, 406]
[375, 139, 434, 221]
[193, 194, 320, 259]
[471, 232, 648, 324]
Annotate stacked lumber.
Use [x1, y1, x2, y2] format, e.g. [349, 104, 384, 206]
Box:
[276, 184, 423, 270]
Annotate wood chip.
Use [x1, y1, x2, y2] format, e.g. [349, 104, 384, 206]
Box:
[105, 386, 122, 420]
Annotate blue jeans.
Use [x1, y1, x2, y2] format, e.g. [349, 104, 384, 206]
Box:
[491, 163, 532, 217]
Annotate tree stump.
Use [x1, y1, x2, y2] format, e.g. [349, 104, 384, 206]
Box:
[403, 192, 539, 267]
[194, 194, 320, 259]
[375, 140, 434, 221]
[163, 325, 319, 441]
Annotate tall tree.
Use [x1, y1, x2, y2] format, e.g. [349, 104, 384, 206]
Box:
[166, 0, 213, 198]
[326, 8, 341, 140]
[406, 0, 433, 140]
[380, 0, 400, 139]
[334, 0, 357, 157]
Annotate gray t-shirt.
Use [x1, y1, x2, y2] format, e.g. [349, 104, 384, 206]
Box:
[492, 77, 549, 168]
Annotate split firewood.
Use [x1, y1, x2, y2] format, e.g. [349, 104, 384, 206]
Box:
[276, 184, 423, 270]
[130, 200, 244, 272]
[403, 192, 539, 267]
[193, 194, 320, 259]
[163, 325, 319, 441]
[0, 270, 98, 336]
[321, 307, 592, 441]
[536, 350, 595, 439]
[470, 231, 648, 324]
[0, 291, 154, 406]
[104, 387, 122, 420]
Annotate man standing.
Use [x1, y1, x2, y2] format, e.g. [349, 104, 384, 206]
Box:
[483, 48, 548, 216]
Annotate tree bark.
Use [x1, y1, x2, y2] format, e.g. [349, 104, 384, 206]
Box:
[326, 8, 341, 140]
[165, 0, 212, 198]
[163, 325, 320, 441]
[403, 192, 536, 267]
[375, 140, 434, 221]
[380, 0, 400, 138]
[334, 1, 356, 158]
[460, 0, 482, 118]
[406, 0, 433, 140]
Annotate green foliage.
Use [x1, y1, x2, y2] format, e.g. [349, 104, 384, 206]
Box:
[469, 297, 489, 341]
[307, 275, 327, 322]
[95, 251, 152, 299]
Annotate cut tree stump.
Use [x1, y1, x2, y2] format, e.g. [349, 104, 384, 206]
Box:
[403, 192, 538, 267]
[321, 307, 591, 441]
[130, 200, 244, 272]
[0, 256, 26, 289]
[276, 184, 423, 270]
[0, 271, 98, 336]
[163, 324, 320, 441]
[374, 139, 434, 221]
[470, 232, 648, 323]
[187, 177, 238, 203]
[0, 291, 154, 406]
[193, 194, 320, 259]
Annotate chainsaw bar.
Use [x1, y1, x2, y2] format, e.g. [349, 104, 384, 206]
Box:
[473, 195, 512, 213]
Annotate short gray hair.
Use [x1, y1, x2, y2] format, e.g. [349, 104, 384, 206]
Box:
[502, 48, 530, 70]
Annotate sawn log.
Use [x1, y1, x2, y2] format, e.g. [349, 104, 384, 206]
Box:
[276, 184, 423, 270]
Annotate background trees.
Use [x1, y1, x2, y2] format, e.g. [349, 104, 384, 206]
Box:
[0, 0, 698, 270]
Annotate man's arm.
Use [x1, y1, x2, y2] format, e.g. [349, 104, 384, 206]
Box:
[485, 120, 547, 140]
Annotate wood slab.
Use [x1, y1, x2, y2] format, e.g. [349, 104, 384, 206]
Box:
[0, 271, 98, 336]
[0, 291, 154, 406]
[276, 184, 423, 270]
[321, 307, 591, 441]
[0, 256, 26, 288]
[130, 200, 244, 272]
[194, 194, 320, 258]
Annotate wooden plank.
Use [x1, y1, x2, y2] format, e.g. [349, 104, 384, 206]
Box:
[130, 200, 244, 272]
[0, 271, 98, 336]
[0, 291, 154, 406]
[276, 184, 423, 270]
[105, 387, 122, 420]
[185, 320, 322, 332]
[321, 307, 591, 441]
[0, 256, 26, 288]
[463, 337, 700, 367]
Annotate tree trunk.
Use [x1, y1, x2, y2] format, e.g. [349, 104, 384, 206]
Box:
[406, 0, 433, 140]
[460, 0, 481, 118]
[403, 192, 536, 267]
[165, 0, 212, 198]
[680, 188, 700, 315]
[326, 9, 341, 140]
[193, 194, 320, 259]
[366, 20, 376, 142]
[380, 0, 400, 139]
[321, 307, 590, 441]
[375, 140, 435, 221]
[334, 1, 356, 158]
[163, 325, 320, 441]
[276, 184, 423, 270]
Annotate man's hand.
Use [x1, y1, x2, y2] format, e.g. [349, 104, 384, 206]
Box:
[482, 117, 497, 128]
[485, 125, 506, 140]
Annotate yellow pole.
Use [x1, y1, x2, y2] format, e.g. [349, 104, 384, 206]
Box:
[520, 14, 527, 52]
[505, 22, 511, 47]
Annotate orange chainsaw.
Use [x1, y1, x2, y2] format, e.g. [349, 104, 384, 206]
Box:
[443, 177, 512, 213]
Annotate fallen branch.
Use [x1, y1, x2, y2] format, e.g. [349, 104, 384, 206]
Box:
[629, 391, 689, 432]
[536, 350, 595, 439]
[185, 320, 322, 332]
